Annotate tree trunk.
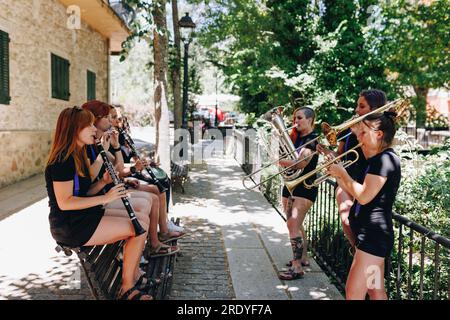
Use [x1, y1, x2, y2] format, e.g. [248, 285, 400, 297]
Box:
[413, 86, 428, 128]
[152, 0, 171, 176]
[171, 0, 183, 130]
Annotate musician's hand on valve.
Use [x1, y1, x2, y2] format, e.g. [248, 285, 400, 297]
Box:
[104, 183, 127, 203]
[316, 144, 337, 158]
[327, 162, 346, 179]
[278, 159, 294, 168]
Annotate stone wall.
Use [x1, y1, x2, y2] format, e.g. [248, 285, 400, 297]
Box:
[0, 0, 109, 188]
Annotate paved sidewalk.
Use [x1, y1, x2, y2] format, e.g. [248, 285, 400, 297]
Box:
[169, 152, 343, 300]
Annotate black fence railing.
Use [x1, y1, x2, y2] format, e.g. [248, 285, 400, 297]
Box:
[307, 179, 450, 300]
[233, 128, 450, 300]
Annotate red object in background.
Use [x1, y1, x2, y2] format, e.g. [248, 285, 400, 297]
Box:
[207, 107, 225, 122]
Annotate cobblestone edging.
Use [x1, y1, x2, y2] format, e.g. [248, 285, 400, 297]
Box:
[168, 217, 235, 300]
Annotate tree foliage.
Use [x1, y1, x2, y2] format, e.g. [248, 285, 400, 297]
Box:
[194, 0, 392, 125]
[378, 0, 450, 127]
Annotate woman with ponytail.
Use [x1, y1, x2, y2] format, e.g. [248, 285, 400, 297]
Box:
[327, 110, 401, 300]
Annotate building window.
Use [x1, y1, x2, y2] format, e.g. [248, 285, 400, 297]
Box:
[51, 53, 70, 101]
[87, 70, 96, 100]
[0, 30, 10, 105]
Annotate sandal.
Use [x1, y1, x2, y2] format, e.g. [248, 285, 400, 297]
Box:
[278, 267, 305, 281]
[146, 244, 180, 259]
[158, 231, 187, 244]
[135, 274, 160, 291]
[286, 260, 310, 267]
[118, 285, 153, 300]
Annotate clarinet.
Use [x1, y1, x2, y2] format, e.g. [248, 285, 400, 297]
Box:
[95, 139, 146, 236]
[118, 128, 168, 193]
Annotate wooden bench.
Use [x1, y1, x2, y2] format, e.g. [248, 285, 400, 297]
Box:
[170, 161, 189, 193]
[55, 218, 181, 300]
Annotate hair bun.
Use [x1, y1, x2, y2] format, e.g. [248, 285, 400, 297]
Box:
[383, 111, 397, 118]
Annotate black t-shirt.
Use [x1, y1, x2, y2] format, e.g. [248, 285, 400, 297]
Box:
[294, 131, 319, 185]
[337, 128, 368, 179]
[45, 155, 104, 245]
[350, 148, 401, 234]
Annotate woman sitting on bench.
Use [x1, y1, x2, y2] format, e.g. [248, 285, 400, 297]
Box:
[45, 106, 152, 300]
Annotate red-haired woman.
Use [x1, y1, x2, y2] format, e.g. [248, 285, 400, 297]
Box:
[45, 106, 152, 300]
[277, 107, 319, 280]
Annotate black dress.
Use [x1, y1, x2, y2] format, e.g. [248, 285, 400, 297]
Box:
[45, 155, 105, 247]
[348, 148, 401, 258]
[282, 132, 319, 202]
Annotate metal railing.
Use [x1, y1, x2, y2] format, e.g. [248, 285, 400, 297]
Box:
[308, 179, 450, 299]
[233, 128, 450, 300]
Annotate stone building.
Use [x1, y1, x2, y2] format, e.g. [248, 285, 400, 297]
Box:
[0, 0, 130, 188]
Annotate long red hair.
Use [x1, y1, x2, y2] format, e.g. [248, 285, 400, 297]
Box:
[47, 107, 95, 177]
[289, 107, 316, 143]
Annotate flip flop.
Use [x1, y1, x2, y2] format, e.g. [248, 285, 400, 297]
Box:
[146, 244, 180, 259]
[278, 268, 305, 281]
[158, 231, 187, 244]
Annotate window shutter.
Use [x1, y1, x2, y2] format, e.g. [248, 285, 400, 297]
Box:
[51, 53, 70, 101]
[87, 70, 96, 100]
[0, 30, 10, 105]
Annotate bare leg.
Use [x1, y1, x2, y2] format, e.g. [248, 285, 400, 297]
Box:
[83, 212, 150, 299]
[346, 249, 386, 300]
[288, 197, 313, 273]
[336, 186, 355, 247]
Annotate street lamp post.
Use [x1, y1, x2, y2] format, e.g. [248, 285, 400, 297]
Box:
[178, 13, 196, 129]
[214, 72, 218, 127]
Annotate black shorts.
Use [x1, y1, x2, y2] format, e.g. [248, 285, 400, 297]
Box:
[349, 220, 394, 258]
[50, 207, 105, 248]
[282, 183, 318, 202]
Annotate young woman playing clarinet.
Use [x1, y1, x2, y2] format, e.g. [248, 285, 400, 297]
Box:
[318, 89, 387, 253]
[278, 107, 319, 280]
[46, 106, 153, 300]
[327, 110, 401, 300]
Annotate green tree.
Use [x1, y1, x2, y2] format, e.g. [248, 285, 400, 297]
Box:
[380, 0, 449, 128]
[195, 0, 391, 126]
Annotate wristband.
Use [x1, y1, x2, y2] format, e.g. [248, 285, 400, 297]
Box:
[113, 146, 121, 152]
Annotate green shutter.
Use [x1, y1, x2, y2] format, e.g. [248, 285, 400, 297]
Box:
[0, 30, 10, 105]
[87, 70, 96, 100]
[51, 53, 70, 101]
